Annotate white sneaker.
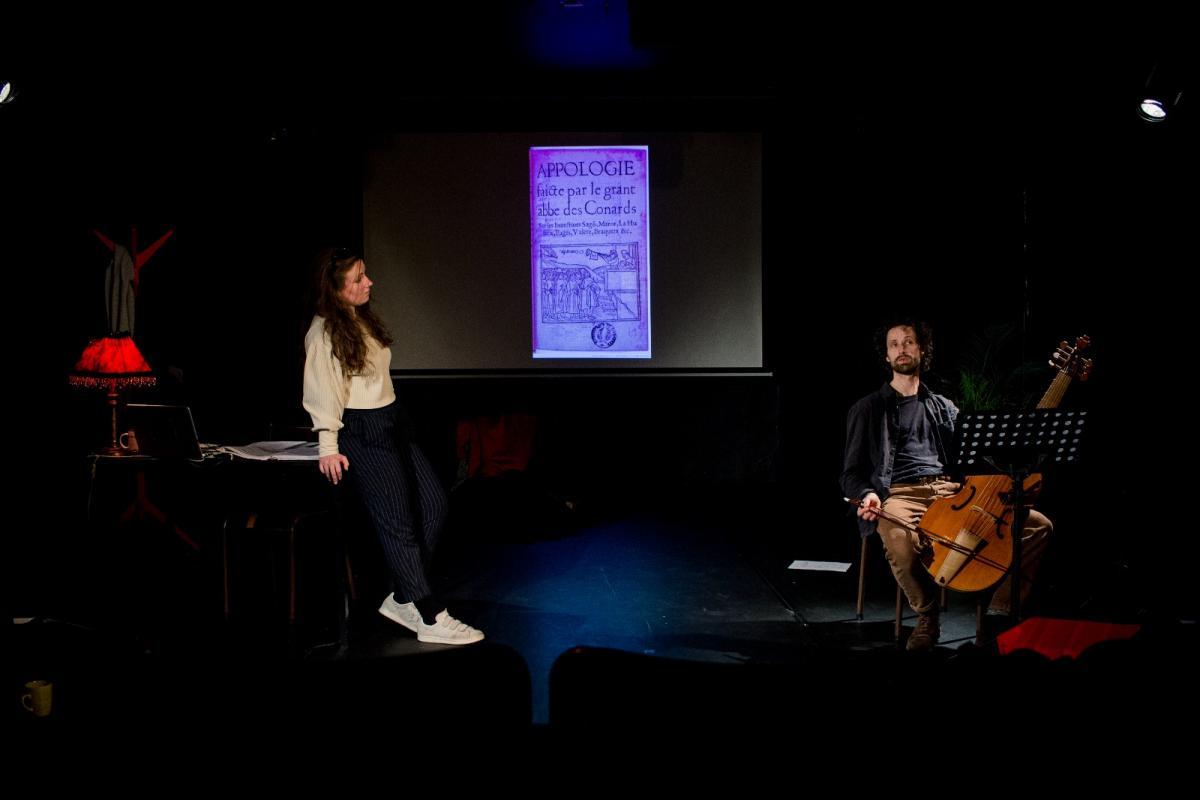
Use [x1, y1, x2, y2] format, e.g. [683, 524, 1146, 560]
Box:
[378, 596, 422, 634]
[416, 610, 485, 645]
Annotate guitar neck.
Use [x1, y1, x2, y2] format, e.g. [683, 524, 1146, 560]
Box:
[1035, 371, 1073, 409]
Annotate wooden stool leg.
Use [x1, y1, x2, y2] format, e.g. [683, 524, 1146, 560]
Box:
[222, 518, 233, 621]
[856, 537, 868, 620]
[894, 584, 904, 641]
[344, 553, 358, 602]
[287, 519, 298, 626]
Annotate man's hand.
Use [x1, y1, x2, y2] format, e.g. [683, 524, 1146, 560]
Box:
[858, 492, 881, 521]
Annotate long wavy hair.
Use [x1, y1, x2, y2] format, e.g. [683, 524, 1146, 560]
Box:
[311, 247, 394, 377]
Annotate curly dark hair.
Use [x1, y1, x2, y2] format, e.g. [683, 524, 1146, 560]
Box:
[311, 247, 394, 377]
[875, 317, 934, 373]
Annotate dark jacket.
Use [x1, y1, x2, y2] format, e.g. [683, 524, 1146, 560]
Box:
[840, 382, 959, 537]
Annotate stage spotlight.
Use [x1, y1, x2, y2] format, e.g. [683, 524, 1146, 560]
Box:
[1138, 98, 1167, 121]
[1137, 60, 1182, 123]
[0, 80, 16, 106]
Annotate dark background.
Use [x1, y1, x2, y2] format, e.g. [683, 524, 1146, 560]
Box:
[5, 4, 1192, 621]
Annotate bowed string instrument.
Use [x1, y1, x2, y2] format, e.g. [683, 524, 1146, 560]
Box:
[847, 336, 1093, 593]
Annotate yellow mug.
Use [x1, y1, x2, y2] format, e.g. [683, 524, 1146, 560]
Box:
[21, 680, 52, 718]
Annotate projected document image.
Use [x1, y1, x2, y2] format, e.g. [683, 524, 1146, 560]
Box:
[531, 146, 650, 359]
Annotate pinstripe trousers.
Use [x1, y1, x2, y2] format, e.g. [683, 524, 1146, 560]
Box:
[340, 402, 447, 603]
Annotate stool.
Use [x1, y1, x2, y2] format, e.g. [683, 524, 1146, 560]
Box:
[222, 508, 356, 627]
[855, 535, 953, 643]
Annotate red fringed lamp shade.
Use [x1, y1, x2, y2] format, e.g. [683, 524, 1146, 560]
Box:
[69, 335, 157, 455]
[69, 335, 158, 389]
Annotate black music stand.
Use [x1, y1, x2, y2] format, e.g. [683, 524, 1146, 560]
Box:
[956, 409, 1089, 620]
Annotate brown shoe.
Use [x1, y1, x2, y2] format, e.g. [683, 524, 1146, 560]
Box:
[906, 613, 940, 651]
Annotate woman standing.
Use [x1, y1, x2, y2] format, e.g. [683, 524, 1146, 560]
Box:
[303, 247, 483, 645]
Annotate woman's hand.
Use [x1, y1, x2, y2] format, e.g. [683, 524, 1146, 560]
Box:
[319, 453, 350, 485]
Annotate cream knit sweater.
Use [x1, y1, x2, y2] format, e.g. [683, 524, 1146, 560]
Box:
[302, 315, 396, 457]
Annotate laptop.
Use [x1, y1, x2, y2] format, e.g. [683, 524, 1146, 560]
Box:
[123, 403, 204, 459]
